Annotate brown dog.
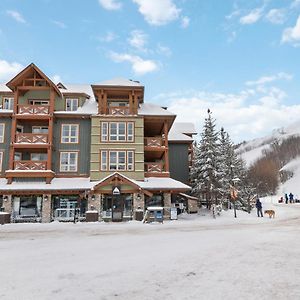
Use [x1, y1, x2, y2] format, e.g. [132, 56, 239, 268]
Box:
[264, 210, 275, 218]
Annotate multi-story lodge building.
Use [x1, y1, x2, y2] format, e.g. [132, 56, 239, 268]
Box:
[0, 63, 196, 222]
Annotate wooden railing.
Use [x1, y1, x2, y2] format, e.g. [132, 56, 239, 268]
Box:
[14, 160, 47, 171]
[108, 107, 130, 116]
[144, 137, 163, 147]
[17, 105, 49, 115]
[145, 162, 164, 173]
[15, 133, 48, 144]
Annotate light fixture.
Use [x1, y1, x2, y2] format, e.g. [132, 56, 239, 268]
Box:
[91, 195, 96, 201]
[44, 195, 48, 201]
[3, 196, 8, 202]
[137, 193, 142, 201]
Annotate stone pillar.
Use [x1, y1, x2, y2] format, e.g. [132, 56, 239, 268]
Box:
[163, 193, 172, 219]
[133, 193, 145, 220]
[2, 195, 12, 214]
[41, 194, 52, 223]
[88, 194, 101, 221]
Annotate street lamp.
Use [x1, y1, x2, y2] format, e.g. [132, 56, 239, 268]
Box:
[231, 177, 240, 219]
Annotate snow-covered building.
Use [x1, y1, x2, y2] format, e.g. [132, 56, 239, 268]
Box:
[0, 63, 196, 222]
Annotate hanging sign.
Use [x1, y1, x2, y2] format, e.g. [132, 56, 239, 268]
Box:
[112, 186, 121, 195]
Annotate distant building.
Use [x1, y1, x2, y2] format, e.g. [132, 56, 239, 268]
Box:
[0, 63, 196, 222]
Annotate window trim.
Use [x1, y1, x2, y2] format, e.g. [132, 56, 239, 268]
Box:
[100, 121, 134, 142]
[30, 153, 47, 161]
[65, 98, 79, 112]
[3, 97, 14, 110]
[100, 150, 135, 171]
[59, 151, 79, 172]
[32, 126, 49, 134]
[0, 123, 5, 143]
[60, 124, 79, 144]
[29, 99, 50, 106]
[0, 151, 3, 172]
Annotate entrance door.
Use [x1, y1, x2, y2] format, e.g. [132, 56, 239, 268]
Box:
[112, 195, 123, 222]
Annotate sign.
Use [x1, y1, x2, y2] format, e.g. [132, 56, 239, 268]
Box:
[170, 207, 178, 220]
[112, 186, 120, 195]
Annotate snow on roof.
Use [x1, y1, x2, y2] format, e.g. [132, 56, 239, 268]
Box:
[94, 78, 143, 87]
[139, 177, 191, 190]
[0, 178, 92, 191]
[0, 83, 12, 93]
[168, 122, 195, 142]
[138, 103, 175, 116]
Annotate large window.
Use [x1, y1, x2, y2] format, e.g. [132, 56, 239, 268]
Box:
[61, 124, 79, 143]
[0, 124, 4, 143]
[100, 150, 134, 171]
[0, 151, 3, 171]
[60, 152, 78, 172]
[3, 97, 14, 110]
[101, 122, 134, 142]
[31, 153, 47, 161]
[66, 98, 78, 111]
[29, 100, 49, 106]
[32, 126, 48, 134]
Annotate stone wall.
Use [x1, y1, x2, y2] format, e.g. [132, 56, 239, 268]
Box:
[163, 193, 172, 219]
[41, 194, 52, 223]
[87, 194, 102, 221]
[2, 195, 12, 214]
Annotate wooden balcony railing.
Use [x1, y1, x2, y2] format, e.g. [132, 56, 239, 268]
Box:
[144, 137, 163, 147]
[145, 162, 164, 173]
[14, 160, 47, 171]
[17, 105, 49, 115]
[15, 133, 48, 144]
[108, 107, 130, 116]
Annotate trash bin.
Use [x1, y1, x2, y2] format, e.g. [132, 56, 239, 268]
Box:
[85, 211, 99, 222]
[135, 209, 144, 221]
[0, 212, 11, 225]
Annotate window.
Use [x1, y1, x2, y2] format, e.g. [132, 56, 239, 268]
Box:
[0, 152, 3, 171]
[101, 122, 108, 141]
[3, 97, 14, 110]
[31, 153, 47, 161]
[100, 150, 134, 171]
[61, 124, 79, 143]
[60, 152, 78, 172]
[16, 125, 24, 134]
[101, 122, 134, 142]
[66, 98, 78, 111]
[0, 124, 4, 143]
[32, 126, 48, 134]
[14, 152, 22, 161]
[29, 100, 49, 106]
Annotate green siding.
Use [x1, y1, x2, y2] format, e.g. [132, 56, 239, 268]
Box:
[0, 117, 12, 175]
[169, 143, 190, 184]
[52, 118, 91, 175]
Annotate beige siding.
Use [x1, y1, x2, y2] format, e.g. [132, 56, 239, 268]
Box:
[90, 116, 144, 181]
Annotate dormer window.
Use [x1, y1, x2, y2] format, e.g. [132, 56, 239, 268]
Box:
[3, 97, 14, 110]
[66, 98, 78, 111]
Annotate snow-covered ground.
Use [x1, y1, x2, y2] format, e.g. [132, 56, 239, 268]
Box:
[1, 201, 300, 300]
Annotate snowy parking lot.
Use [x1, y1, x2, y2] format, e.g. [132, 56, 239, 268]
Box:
[1, 202, 300, 300]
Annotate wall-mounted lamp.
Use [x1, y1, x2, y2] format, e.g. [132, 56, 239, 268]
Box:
[91, 195, 96, 201]
[44, 195, 48, 201]
[3, 196, 8, 202]
[137, 193, 142, 201]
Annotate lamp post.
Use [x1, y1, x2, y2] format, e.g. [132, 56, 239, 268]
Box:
[231, 177, 240, 218]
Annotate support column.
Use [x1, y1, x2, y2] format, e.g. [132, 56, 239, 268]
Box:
[163, 193, 172, 219]
[163, 121, 169, 172]
[41, 194, 52, 223]
[2, 195, 12, 214]
[88, 194, 102, 221]
[133, 193, 145, 220]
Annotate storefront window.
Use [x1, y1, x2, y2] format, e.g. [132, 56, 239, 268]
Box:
[145, 193, 164, 208]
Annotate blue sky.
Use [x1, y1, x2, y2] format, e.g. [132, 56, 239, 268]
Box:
[1, 0, 300, 142]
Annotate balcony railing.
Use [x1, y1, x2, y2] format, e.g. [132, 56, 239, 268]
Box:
[108, 107, 130, 116]
[17, 105, 49, 115]
[14, 160, 47, 171]
[145, 162, 164, 173]
[144, 137, 163, 148]
[15, 133, 48, 144]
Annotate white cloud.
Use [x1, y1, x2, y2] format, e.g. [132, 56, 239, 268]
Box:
[109, 52, 158, 75]
[240, 8, 263, 25]
[245, 72, 293, 86]
[98, 0, 122, 10]
[52, 20, 67, 29]
[157, 44, 172, 56]
[6, 10, 26, 23]
[100, 31, 117, 42]
[181, 16, 190, 28]
[0, 59, 24, 81]
[291, 0, 300, 9]
[128, 30, 148, 51]
[281, 15, 300, 45]
[265, 8, 287, 24]
[161, 86, 298, 143]
[51, 74, 62, 84]
[132, 0, 181, 26]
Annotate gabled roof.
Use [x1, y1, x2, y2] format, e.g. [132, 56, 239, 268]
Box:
[93, 78, 143, 87]
[0, 83, 13, 93]
[168, 122, 197, 142]
[138, 103, 176, 117]
[6, 63, 61, 96]
[171, 122, 197, 135]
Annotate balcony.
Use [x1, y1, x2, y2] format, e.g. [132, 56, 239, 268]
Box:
[14, 160, 47, 171]
[144, 137, 164, 151]
[144, 162, 169, 177]
[17, 104, 49, 116]
[108, 107, 130, 116]
[15, 133, 48, 145]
